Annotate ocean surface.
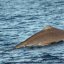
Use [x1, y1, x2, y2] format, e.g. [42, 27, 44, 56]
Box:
[0, 0, 64, 64]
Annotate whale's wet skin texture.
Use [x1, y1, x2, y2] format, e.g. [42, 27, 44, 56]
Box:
[1, 0, 64, 64]
[16, 26, 64, 48]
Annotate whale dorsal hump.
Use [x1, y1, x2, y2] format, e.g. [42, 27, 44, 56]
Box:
[44, 26, 55, 30]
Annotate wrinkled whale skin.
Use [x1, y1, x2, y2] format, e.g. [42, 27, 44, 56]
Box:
[15, 26, 64, 48]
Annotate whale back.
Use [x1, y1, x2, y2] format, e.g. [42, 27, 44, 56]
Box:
[15, 26, 64, 48]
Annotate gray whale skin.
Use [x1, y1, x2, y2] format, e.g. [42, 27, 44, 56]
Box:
[15, 26, 64, 48]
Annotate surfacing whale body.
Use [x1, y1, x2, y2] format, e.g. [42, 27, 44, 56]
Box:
[15, 26, 64, 48]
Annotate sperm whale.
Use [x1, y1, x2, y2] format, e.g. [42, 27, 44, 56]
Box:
[15, 26, 64, 48]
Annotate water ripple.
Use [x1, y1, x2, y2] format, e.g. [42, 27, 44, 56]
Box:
[0, 0, 64, 64]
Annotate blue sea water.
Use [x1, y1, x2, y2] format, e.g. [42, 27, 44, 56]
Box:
[0, 0, 64, 64]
